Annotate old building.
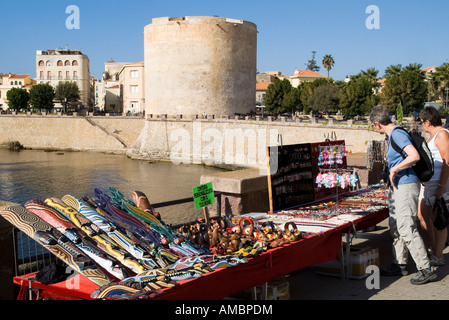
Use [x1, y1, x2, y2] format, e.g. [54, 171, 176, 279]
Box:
[35, 47, 91, 107]
[289, 70, 327, 87]
[118, 61, 145, 115]
[0, 73, 33, 110]
[144, 16, 257, 116]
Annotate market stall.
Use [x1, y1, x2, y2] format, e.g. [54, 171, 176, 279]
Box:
[11, 185, 388, 300]
[4, 140, 389, 300]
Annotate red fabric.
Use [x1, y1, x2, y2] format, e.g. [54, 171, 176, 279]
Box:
[13, 209, 388, 300]
[14, 272, 98, 300]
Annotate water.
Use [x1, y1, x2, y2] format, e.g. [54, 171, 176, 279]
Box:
[0, 148, 225, 225]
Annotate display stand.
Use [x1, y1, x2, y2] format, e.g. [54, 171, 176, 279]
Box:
[267, 140, 370, 282]
[267, 140, 352, 213]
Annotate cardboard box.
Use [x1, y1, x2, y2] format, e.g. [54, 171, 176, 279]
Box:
[314, 246, 379, 279]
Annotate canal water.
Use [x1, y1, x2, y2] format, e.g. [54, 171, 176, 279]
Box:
[0, 148, 225, 225]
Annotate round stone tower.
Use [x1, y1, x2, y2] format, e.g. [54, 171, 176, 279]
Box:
[143, 16, 257, 116]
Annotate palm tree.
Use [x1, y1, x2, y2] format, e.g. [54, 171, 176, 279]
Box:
[322, 54, 335, 78]
[384, 64, 402, 77]
[431, 63, 449, 108]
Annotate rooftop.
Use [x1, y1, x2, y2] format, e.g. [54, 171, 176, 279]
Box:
[256, 82, 271, 90]
[3, 73, 30, 79]
[37, 47, 84, 56]
[291, 70, 327, 78]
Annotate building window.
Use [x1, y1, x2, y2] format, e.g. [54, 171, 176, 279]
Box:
[130, 70, 138, 78]
[72, 60, 78, 66]
[38, 60, 45, 66]
[47, 71, 51, 80]
[40, 71, 44, 79]
[66, 71, 70, 79]
[130, 85, 138, 93]
[57, 60, 63, 66]
[73, 71, 78, 79]
[46, 61, 51, 66]
[65, 60, 71, 66]
[58, 71, 63, 79]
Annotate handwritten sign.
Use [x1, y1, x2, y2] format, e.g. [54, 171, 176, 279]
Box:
[192, 182, 215, 210]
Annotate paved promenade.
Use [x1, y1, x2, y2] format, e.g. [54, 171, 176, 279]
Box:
[286, 218, 449, 300]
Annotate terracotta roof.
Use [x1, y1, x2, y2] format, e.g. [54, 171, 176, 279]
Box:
[108, 85, 120, 89]
[256, 82, 271, 90]
[4, 73, 30, 79]
[292, 70, 326, 77]
[422, 66, 436, 71]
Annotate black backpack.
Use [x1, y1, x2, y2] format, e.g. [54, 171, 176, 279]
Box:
[390, 126, 434, 182]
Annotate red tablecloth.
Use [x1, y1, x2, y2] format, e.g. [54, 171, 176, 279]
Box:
[13, 208, 388, 300]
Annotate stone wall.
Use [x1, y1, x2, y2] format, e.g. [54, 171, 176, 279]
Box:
[0, 114, 145, 152]
[129, 117, 383, 169]
[1, 115, 383, 167]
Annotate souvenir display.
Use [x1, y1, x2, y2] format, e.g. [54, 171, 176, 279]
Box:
[0, 204, 113, 286]
[317, 145, 348, 166]
[6, 187, 320, 300]
[4, 139, 389, 300]
[366, 140, 387, 170]
[315, 172, 358, 189]
[243, 185, 388, 235]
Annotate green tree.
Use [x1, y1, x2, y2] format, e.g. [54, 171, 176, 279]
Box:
[6, 87, 29, 111]
[264, 78, 293, 114]
[322, 54, 335, 78]
[308, 82, 340, 113]
[339, 78, 377, 118]
[282, 86, 302, 115]
[29, 84, 55, 112]
[298, 78, 332, 113]
[305, 50, 320, 72]
[380, 63, 427, 115]
[339, 68, 380, 118]
[55, 81, 81, 113]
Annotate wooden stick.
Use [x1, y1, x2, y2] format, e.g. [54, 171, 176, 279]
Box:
[203, 206, 210, 224]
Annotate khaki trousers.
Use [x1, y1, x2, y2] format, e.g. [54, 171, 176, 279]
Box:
[388, 182, 430, 270]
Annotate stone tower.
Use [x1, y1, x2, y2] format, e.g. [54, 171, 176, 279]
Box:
[143, 16, 257, 116]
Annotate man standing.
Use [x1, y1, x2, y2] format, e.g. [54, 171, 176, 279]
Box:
[370, 105, 437, 285]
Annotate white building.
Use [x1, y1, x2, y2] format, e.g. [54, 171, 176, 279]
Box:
[36, 47, 91, 107]
[118, 61, 145, 114]
[0, 73, 34, 110]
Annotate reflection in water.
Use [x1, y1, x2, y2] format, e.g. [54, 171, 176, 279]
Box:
[0, 149, 225, 224]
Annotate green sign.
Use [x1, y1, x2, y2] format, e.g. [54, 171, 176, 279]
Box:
[193, 182, 215, 210]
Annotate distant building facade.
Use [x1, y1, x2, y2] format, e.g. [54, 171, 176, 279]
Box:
[118, 61, 145, 114]
[35, 47, 91, 108]
[289, 70, 327, 87]
[0, 73, 34, 110]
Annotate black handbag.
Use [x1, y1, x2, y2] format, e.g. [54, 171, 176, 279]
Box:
[433, 197, 449, 230]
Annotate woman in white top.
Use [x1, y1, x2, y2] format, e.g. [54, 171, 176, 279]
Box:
[418, 106, 449, 266]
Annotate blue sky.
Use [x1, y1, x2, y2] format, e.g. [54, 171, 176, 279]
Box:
[0, 0, 448, 81]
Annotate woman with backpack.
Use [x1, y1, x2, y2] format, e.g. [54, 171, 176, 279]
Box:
[418, 106, 449, 267]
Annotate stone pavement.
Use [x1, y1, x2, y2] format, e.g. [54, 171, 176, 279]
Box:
[285, 218, 449, 300]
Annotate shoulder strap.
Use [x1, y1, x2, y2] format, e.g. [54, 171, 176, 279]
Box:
[389, 126, 407, 159]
